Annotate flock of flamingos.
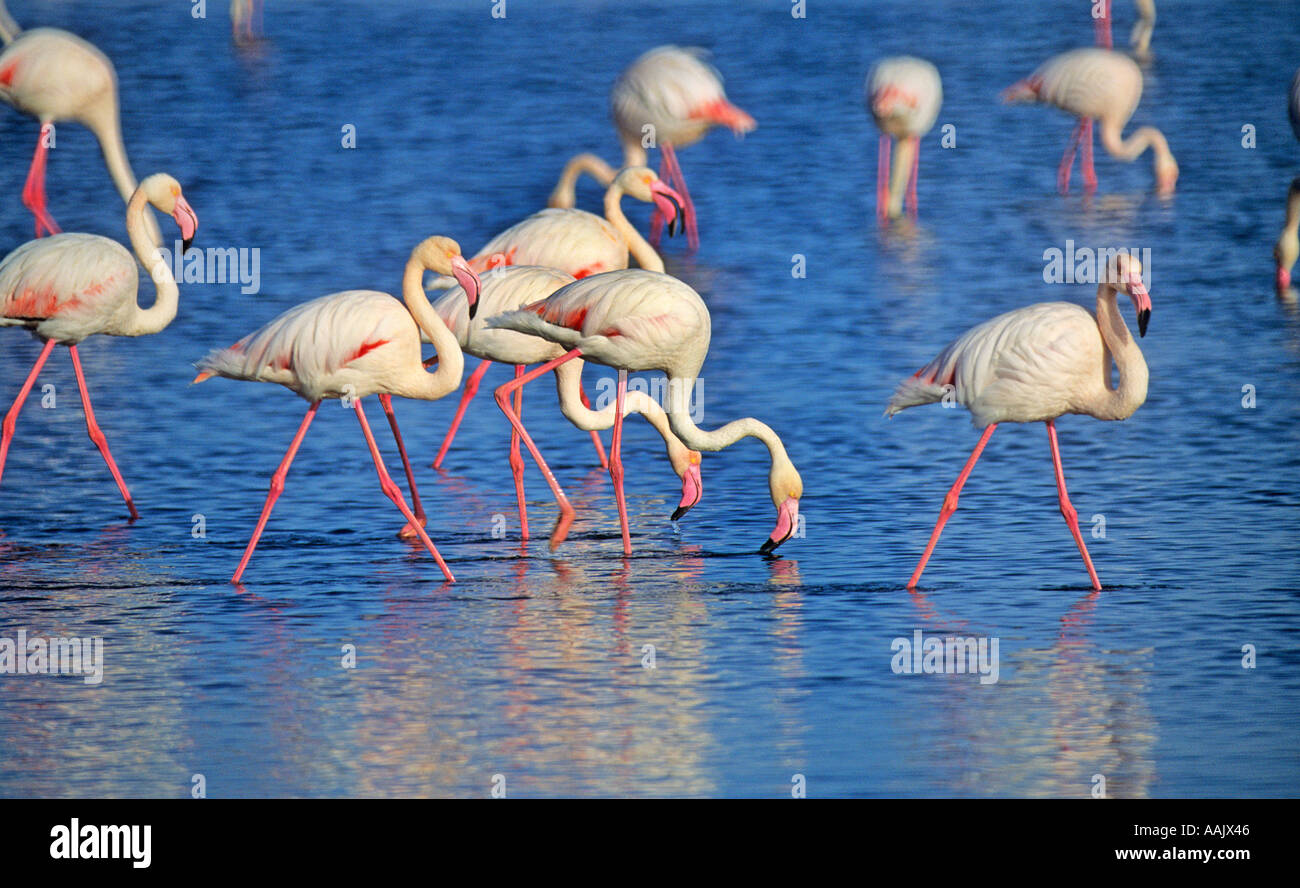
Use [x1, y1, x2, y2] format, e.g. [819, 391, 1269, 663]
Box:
[0, 2, 1296, 591]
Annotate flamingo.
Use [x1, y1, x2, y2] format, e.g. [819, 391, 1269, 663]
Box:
[866, 56, 943, 221]
[0, 3, 162, 243]
[427, 166, 684, 468]
[885, 253, 1152, 591]
[489, 269, 803, 555]
[1003, 48, 1177, 197]
[1275, 177, 1300, 294]
[550, 45, 755, 251]
[0, 173, 198, 520]
[1093, 1, 1157, 61]
[428, 264, 703, 544]
[192, 236, 481, 585]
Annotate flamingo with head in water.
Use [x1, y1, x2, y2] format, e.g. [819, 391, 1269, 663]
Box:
[886, 253, 1152, 591]
[0, 1, 162, 244]
[866, 56, 943, 221]
[549, 46, 754, 252]
[192, 236, 481, 585]
[0, 174, 198, 520]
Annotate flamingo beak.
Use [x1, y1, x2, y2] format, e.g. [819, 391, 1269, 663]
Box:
[1128, 273, 1151, 338]
[650, 181, 685, 239]
[172, 195, 198, 253]
[759, 496, 799, 555]
[452, 255, 481, 319]
[1278, 266, 1292, 292]
[671, 456, 703, 522]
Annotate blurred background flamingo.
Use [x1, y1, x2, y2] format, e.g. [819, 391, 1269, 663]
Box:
[866, 56, 942, 221]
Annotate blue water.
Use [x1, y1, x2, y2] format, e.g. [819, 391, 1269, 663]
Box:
[0, 0, 1297, 797]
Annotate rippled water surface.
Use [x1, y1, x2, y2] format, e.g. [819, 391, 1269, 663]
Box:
[0, 0, 1297, 797]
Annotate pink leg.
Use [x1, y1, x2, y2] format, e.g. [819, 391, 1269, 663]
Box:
[877, 134, 891, 222]
[0, 338, 57, 486]
[379, 393, 427, 540]
[1046, 420, 1102, 591]
[355, 399, 454, 582]
[609, 369, 631, 554]
[648, 153, 669, 248]
[905, 136, 920, 218]
[1058, 120, 1085, 195]
[493, 349, 582, 548]
[23, 123, 61, 238]
[660, 142, 699, 251]
[508, 364, 529, 541]
[232, 401, 319, 585]
[907, 423, 997, 589]
[1094, 0, 1113, 48]
[69, 345, 138, 521]
[432, 358, 491, 469]
[1080, 118, 1097, 194]
[578, 381, 608, 468]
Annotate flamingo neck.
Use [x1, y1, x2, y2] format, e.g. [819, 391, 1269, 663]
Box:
[887, 136, 916, 218]
[121, 188, 179, 336]
[1284, 185, 1300, 236]
[604, 182, 664, 273]
[1094, 284, 1149, 420]
[82, 98, 162, 248]
[548, 153, 617, 209]
[1099, 121, 1172, 174]
[402, 258, 464, 400]
[664, 379, 795, 497]
[0, 0, 20, 44]
[621, 139, 649, 169]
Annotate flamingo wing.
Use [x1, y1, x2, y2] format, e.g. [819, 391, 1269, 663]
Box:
[0, 233, 136, 336]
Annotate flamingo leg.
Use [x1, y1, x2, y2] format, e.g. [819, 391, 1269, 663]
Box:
[1058, 120, 1085, 195]
[354, 399, 454, 583]
[1046, 420, 1102, 591]
[23, 123, 61, 238]
[905, 135, 920, 219]
[508, 364, 529, 541]
[378, 393, 427, 541]
[432, 358, 491, 469]
[232, 401, 319, 585]
[0, 338, 57, 487]
[492, 349, 583, 548]
[648, 153, 669, 248]
[69, 345, 139, 521]
[1095, 0, 1113, 48]
[876, 134, 891, 222]
[660, 142, 699, 251]
[578, 381, 609, 468]
[907, 423, 997, 589]
[1080, 118, 1098, 194]
[609, 369, 631, 554]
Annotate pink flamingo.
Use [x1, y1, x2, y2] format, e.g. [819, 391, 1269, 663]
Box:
[867, 56, 943, 221]
[550, 46, 755, 251]
[1003, 48, 1177, 197]
[0, 173, 198, 520]
[489, 269, 802, 555]
[429, 264, 702, 543]
[192, 236, 481, 585]
[0, 3, 162, 243]
[428, 166, 684, 469]
[885, 253, 1152, 591]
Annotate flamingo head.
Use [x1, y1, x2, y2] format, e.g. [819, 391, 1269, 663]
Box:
[1109, 253, 1151, 337]
[1154, 154, 1179, 196]
[670, 450, 704, 522]
[416, 236, 481, 319]
[142, 173, 198, 252]
[759, 460, 803, 555]
[615, 166, 686, 238]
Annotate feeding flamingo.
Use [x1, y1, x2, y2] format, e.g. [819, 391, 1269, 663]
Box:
[550, 45, 755, 251]
[1003, 48, 1178, 197]
[192, 236, 481, 585]
[885, 253, 1152, 591]
[490, 269, 802, 555]
[428, 264, 703, 544]
[0, 173, 198, 520]
[866, 56, 943, 221]
[0, 3, 162, 243]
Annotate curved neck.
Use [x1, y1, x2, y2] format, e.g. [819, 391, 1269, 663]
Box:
[122, 188, 179, 336]
[554, 361, 691, 471]
[1099, 121, 1172, 173]
[83, 99, 162, 248]
[604, 182, 664, 273]
[664, 376, 794, 475]
[549, 153, 617, 209]
[402, 258, 464, 399]
[1094, 284, 1149, 420]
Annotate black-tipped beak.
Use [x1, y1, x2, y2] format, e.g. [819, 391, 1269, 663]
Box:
[666, 194, 683, 238]
[1137, 308, 1150, 337]
[181, 237, 194, 253]
[670, 504, 690, 522]
[759, 537, 780, 556]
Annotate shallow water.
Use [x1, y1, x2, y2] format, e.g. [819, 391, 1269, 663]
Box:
[0, 0, 1297, 797]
